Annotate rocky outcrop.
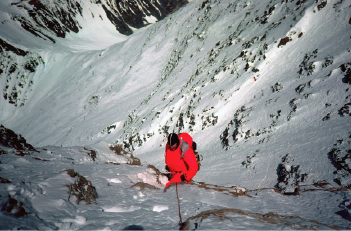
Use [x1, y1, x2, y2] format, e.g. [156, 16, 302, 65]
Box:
[66, 169, 98, 204]
[0, 124, 37, 154]
[0, 38, 44, 107]
[276, 154, 308, 195]
[328, 134, 351, 187]
[1, 196, 29, 218]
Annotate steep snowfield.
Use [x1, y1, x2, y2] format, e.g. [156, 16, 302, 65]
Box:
[1, 0, 351, 229]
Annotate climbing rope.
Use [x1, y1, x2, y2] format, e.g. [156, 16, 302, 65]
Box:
[176, 182, 183, 230]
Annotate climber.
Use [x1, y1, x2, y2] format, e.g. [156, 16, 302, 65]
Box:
[164, 132, 199, 188]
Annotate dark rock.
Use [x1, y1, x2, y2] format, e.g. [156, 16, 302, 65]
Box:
[272, 82, 283, 93]
[340, 62, 351, 84]
[220, 106, 251, 149]
[0, 38, 28, 56]
[336, 199, 351, 222]
[0, 125, 37, 152]
[1, 196, 28, 217]
[322, 56, 333, 68]
[339, 103, 351, 117]
[66, 169, 98, 204]
[84, 148, 96, 161]
[0, 177, 11, 183]
[317, 1, 327, 11]
[276, 154, 308, 194]
[298, 49, 318, 76]
[277, 36, 291, 48]
[322, 113, 330, 121]
[328, 134, 351, 187]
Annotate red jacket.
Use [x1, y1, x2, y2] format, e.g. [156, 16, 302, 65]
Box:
[165, 133, 198, 187]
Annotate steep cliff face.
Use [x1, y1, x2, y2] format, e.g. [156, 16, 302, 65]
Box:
[99, 0, 189, 35]
[10, 0, 84, 43]
[7, 0, 189, 42]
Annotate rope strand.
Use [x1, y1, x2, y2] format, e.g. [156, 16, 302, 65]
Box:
[176, 182, 183, 230]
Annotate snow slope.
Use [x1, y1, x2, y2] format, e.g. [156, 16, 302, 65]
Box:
[1, 0, 351, 229]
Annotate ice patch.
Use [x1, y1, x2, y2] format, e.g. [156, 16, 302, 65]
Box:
[61, 215, 87, 225]
[153, 205, 169, 212]
[103, 205, 141, 213]
[128, 169, 165, 189]
[108, 178, 122, 183]
[144, 15, 158, 24]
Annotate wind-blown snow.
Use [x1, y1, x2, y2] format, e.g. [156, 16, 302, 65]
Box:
[0, 0, 351, 229]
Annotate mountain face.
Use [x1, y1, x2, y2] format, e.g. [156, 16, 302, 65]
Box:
[100, 0, 189, 35]
[9, 0, 189, 41]
[0, 0, 351, 202]
[0, 0, 351, 229]
[0, 0, 189, 107]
